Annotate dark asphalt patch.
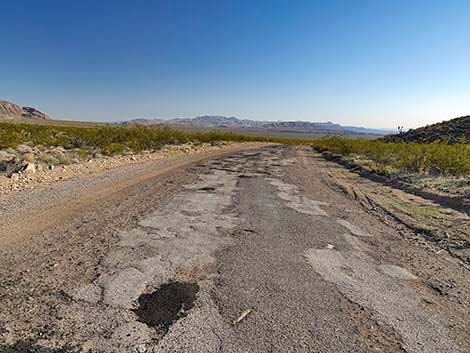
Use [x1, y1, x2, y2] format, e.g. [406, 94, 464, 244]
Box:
[198, 186, 216, 192]
[0, 340, 78, 353]
[133, 281, 200, 335]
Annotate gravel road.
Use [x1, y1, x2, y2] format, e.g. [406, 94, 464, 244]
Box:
[0, 145, 468, 353]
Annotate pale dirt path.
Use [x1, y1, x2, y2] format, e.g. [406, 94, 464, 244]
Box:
[0, 145, 468, 353]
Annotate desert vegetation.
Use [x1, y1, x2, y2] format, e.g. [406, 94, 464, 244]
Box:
[384, 115, 470, 144]
[0, 122, 272, 156]
[311, 137, 470, 177]
[0, 122, 279, 178]
[2, 121, 470, 179]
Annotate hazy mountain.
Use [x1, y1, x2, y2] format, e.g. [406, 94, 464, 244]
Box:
[0, 100, 51, 120]
[122, 115, 391, 136]
[262, 121, 394, 134]
[193, 115, 265, 128]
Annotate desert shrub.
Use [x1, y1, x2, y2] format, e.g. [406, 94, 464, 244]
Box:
[0, 128, 21, 148]
[312, 137, 470, 177]
[0, 122, 275, 156]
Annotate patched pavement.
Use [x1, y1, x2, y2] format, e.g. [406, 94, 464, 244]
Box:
[1, 146, 468, 353]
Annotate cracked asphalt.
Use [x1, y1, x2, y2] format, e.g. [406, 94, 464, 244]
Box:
[0, 145, 468, 353]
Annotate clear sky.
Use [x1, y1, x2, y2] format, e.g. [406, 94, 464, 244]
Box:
[1, 0, 469, 128]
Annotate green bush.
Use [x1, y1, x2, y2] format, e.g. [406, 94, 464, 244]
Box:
[312, 137, 470, 177]
[0, 122, 274, 156]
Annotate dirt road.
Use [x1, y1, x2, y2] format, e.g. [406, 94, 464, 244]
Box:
[0, 145, 468, 353]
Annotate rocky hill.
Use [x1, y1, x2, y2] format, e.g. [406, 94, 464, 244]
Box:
[384, 115, 470, 144]
[0, 100, 51, 120]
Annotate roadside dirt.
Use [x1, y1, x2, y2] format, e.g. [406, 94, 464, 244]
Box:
[289, 147, 469, 351]
[316, 149, 470, 215]
[311, 150, 470, 264]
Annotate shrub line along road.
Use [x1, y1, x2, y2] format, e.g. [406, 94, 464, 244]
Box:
[0, 145, 468, 353]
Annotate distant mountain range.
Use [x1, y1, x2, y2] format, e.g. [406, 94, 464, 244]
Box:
[122, 115, 394, 136]
[0, 98, 395, 137]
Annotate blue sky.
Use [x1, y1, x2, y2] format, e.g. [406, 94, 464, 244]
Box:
[1, 0, 469, 128]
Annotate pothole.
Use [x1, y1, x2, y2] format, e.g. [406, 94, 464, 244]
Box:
[133, 281, 199, 335]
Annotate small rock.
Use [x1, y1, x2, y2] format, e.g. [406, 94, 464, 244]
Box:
[0, 150, 17, 160]
[135, 345, 147, 353]
[16, 144, 33, 154]
[81, 340, 95, 353]
[24, 163, 36, 174]
[22, 153, 35, 162]
[423, 298, 435, 305]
